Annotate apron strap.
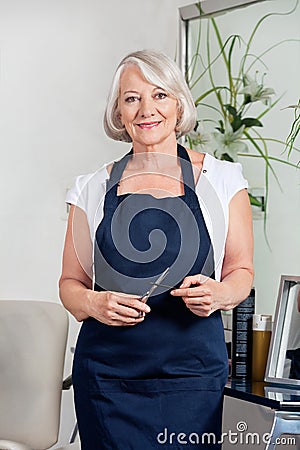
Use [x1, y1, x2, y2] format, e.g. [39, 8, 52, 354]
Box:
[177, 143, 196, 191]
[106, 149, 133, 192]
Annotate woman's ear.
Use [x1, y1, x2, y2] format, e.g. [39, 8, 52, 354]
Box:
[116, 108, 123, 126]
[176, 102, 183, 125]
[115, 98, 123, 125]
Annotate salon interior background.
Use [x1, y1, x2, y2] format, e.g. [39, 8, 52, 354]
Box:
[0, 0, 299, 447]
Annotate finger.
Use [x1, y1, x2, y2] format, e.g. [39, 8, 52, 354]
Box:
[102, 304, 144, 323]
[171, 286, 210, 298]
[119, 297, 151, 314]
[188, 303, 212, 312]
[109, 315, 145, 326]
[179, 274, 209, 288]
[186, 305, 212, 315]
[179, 275, 201, 288]
[183, 297, 212, 306]
[117, 303, 149, 318]
[119, 318, 144, 326]
[187, 302, 213, 315]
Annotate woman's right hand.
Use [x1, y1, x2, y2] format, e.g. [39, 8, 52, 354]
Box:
[59, 205, 151, 325]
[85, 290, 151, 326]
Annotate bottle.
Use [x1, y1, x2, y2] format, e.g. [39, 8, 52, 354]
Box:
[252, 314, 272, 382]
[231, 288, 255, 379]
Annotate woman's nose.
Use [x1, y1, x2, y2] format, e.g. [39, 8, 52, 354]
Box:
[139, 97, 155, 118]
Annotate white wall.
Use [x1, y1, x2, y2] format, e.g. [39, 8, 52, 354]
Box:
[0, 0, 192, 446]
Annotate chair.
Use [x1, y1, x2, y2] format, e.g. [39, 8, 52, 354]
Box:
[0, 300, 80, 450]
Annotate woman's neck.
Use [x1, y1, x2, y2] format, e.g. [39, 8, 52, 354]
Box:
[130, 135, 179, 171]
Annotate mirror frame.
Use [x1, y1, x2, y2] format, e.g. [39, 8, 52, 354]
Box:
[178, 0, 269, 72]
[265, 275, 300, 387]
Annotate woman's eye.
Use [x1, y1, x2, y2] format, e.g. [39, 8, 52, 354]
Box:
[155, 92, 167, 99]
[125, 96, 139, 103]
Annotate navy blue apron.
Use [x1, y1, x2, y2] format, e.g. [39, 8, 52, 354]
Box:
[73, 144, 228, 449]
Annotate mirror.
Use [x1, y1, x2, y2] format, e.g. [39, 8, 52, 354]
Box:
[265, 275, 300, 387]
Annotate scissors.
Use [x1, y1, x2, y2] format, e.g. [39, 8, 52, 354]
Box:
[138, 267, 170, 317]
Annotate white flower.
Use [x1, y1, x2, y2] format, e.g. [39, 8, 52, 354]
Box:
[239, 73, 275, 106]
[213, 121, 249, 162]
[189, 121, 214, 152]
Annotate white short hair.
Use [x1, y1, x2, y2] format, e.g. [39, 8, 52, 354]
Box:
[103, 49, 196, 142]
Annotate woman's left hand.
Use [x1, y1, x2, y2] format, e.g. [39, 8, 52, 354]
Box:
[171, 274, 220, 317]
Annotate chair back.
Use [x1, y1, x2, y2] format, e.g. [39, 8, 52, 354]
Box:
[0, 300, 68, 449]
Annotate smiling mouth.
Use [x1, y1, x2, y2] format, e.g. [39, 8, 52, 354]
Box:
[137, 121, 161, 129]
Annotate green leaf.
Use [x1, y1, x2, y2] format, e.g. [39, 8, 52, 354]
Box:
[186, 134, 193, 149]
[194, 86, 230, 106]
[284, 99, 300, 158]
[219, 152, 234, 162]
[228, 35, 242, 100]
[217, 119, 224, 133]
[243, 94, 252, 105]
[248, 193, 264, 208]
[242, 118, 263, 128]
[231, 116, 243, 131]
[225, 104, 238, 117]
[239, 152, 300, 169]
[206, 22, 226, 117]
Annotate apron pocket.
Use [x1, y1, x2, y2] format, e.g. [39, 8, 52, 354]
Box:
[90, 376, 222, 393]
[89, 377, 224, 449]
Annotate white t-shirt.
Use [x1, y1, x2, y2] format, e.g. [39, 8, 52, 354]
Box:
[66, 152, 248, 281]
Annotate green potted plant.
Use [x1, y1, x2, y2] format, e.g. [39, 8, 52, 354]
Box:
[284, 100, 300, 155]
[185, 1, 300, 222]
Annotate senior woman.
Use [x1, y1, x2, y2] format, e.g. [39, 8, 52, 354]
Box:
[59, 49, 254, 449]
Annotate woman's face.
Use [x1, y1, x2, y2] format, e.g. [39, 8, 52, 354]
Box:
[118, 65, 178, 147]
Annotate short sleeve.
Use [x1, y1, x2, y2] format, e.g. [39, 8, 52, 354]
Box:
[199, 153, 249, 206]
[65, 166, 109, 241]
[226, 161, 248, 203]
[195, 154, 249, 281]
[65, 174, 93, 212]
